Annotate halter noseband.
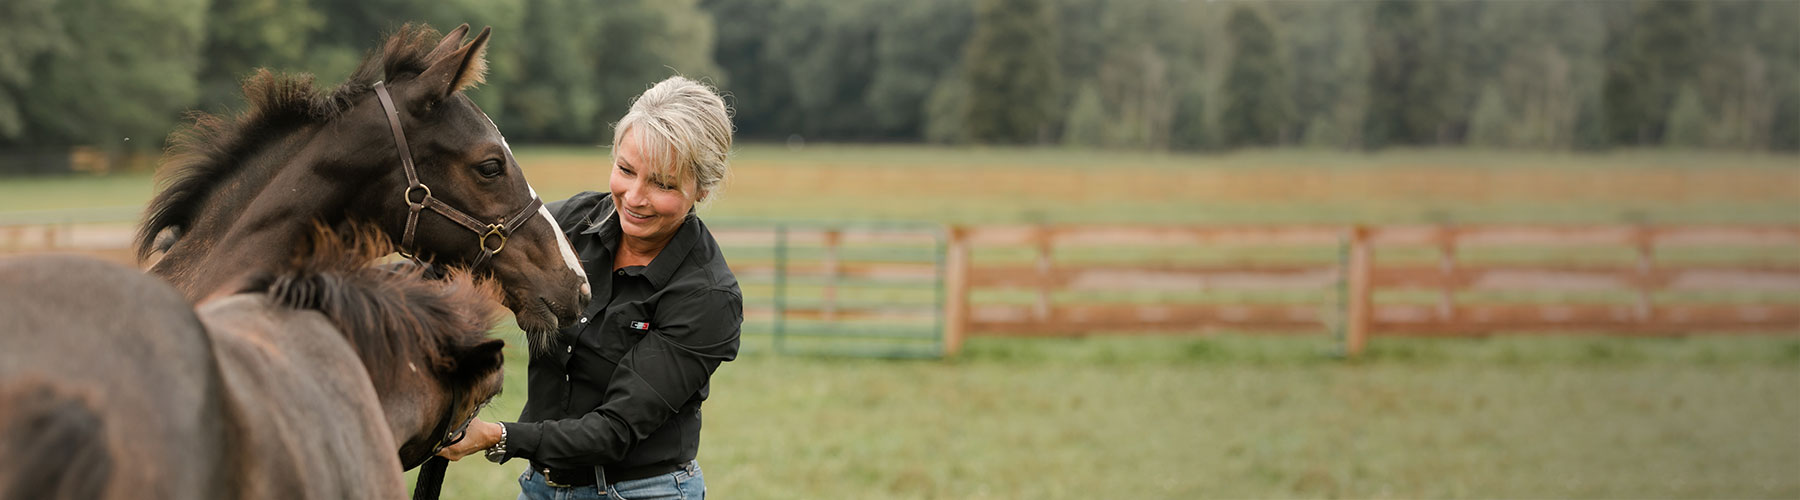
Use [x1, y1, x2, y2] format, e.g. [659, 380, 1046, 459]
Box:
[373, 81, 542, 268]
[424, 387, 486, 458]
[413, 386, 492, 500]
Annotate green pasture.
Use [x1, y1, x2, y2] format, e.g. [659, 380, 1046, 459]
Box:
[409, 334, 1800, 499]
[2, 146, 1797, 225]
[3, 146, 1797, 498]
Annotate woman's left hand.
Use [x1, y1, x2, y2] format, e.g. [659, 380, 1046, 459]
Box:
[437, 418, 503, 461]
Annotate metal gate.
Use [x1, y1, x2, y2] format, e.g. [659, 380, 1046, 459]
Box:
[709, 220, 947, 358]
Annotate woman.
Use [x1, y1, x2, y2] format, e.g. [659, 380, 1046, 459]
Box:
[438, 76, 738, 500]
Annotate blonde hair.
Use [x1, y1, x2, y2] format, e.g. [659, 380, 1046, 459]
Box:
[611, 76, 734, 206]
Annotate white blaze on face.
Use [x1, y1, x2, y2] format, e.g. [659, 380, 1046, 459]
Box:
[534, 185, 590, 296]
[483, 108, 590, 296]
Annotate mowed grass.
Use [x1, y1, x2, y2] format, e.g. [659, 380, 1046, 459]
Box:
[515, 145, 1800, 225]
[413, 334, 1800, 499]
[3, 145, 1796, 225]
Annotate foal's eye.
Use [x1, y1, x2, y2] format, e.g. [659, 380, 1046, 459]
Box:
[475, 160, 504, 179]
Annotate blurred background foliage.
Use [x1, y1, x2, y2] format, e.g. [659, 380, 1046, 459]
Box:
[0, 0, 1795, 164]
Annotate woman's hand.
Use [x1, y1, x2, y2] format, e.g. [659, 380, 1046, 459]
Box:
[437, 418, 503, 461]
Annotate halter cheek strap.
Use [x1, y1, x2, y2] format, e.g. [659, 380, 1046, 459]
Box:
[373, 81, 543, 268]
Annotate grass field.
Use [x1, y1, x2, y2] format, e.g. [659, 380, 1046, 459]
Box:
[410, 334, 1800, 499]
[4, 146, 1799, 498]
[8, 145, 1795, 223]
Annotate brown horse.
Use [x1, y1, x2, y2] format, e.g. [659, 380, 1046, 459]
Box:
[0, 229, 506, 499]
[138, 23, 588, 335]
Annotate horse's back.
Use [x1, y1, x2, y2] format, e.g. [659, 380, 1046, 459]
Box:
[0, 254, 229, 499]
[200, 294, 409, 499]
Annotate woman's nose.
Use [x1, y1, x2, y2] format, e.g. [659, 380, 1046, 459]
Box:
[623, 179, 649, 206]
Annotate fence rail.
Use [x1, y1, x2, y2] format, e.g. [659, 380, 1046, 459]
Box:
[946, 223, 1800, 356]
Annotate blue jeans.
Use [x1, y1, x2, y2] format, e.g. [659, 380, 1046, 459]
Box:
[517, 462, 705, 500]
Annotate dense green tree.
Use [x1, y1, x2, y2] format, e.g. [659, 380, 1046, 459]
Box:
[0, 0, 63, 141]
[1663, 84, 1708, 148]
[866, 0, 975, 138]
[1061, 82, 1105, 148]
[960, 0, 1061, 144]
[14, 0, 206, 148]
[1168, 84, 1207, 151]
[194, 0, 324, 112]
[922, 70, 969, 144]
[2, 0, 1797, 155]
[488, 0, 602, 143]
[1602, 0, 1711, 146]
[1273, 1, 1367, 151]
[1467, 84, 1511, 149]
[1220, 6, 1290, 147]
[1362, 0, 1451, 148]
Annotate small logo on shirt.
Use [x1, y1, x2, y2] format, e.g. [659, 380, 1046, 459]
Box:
[629, 321, 651, 331]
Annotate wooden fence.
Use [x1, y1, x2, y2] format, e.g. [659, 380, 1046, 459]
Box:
[944, 224, 1800, 356]
[5, 215, 1798, 358]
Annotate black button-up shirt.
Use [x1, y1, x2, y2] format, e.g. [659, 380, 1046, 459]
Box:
[501, 191, 741, 478]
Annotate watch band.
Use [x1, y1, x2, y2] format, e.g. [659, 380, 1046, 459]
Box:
[484, 423, 509, 463]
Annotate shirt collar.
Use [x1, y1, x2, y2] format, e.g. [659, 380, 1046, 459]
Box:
[640, 213, 700, 288]
[581, 204, 699, 289]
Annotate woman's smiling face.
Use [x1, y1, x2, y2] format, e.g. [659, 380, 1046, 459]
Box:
[610, 126, 701, 246]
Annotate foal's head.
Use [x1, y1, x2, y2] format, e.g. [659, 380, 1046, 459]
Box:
[242, 225, 507, 470]
[144, 23, 589, 334]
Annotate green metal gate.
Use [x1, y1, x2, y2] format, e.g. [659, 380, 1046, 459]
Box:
[710, 220, 947, 358]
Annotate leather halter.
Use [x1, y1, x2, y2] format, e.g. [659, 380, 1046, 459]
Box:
[424, 388, 479, 460]
[373, 81, 542, 268]
[412, 386, 492, 500]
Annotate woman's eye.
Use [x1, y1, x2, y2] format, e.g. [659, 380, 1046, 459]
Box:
[476, 160, 504, 178]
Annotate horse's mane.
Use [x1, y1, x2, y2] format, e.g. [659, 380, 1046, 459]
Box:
[237, 223, 502, 383]
[136, 24, 447, 261]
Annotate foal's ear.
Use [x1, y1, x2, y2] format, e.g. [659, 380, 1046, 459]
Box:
[452, 338, 506, 382]
[425, 24, 473, 62]
[416, 25, 491, 102]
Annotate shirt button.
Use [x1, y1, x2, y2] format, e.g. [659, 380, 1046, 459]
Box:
[578, 317, 588, 324]
[616, 270, 625, 276]
[564, 375, 570, 382]
[566, 346, 573, 353]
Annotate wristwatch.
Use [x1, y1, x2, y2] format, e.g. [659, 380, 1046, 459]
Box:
[484, 423, 509, 463]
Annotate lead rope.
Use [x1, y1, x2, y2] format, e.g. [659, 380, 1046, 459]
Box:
[412, 388, 464, 500]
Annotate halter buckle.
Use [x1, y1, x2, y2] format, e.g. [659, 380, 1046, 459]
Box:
[480, 224, 507, 255]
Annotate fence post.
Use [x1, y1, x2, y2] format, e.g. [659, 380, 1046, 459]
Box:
[1345, 225, 1373, 357]
[1435, 224, 1457, 323]
[773, 224, 788, 353]
[822, 228, 841, 322]
[1633, 224, 1655, 324]
[943, 226, 971, 356]
[1033, 224, 1053, 323]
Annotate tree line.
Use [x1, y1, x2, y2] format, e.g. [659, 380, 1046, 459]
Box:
[0, 0, 1793, 160]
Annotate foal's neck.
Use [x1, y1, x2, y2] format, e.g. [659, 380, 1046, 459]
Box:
[154, 127, 365, 302]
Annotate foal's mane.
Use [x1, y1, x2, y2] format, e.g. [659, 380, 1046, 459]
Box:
[135, 24, 448, 262]
[237, 224, 502, 382]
